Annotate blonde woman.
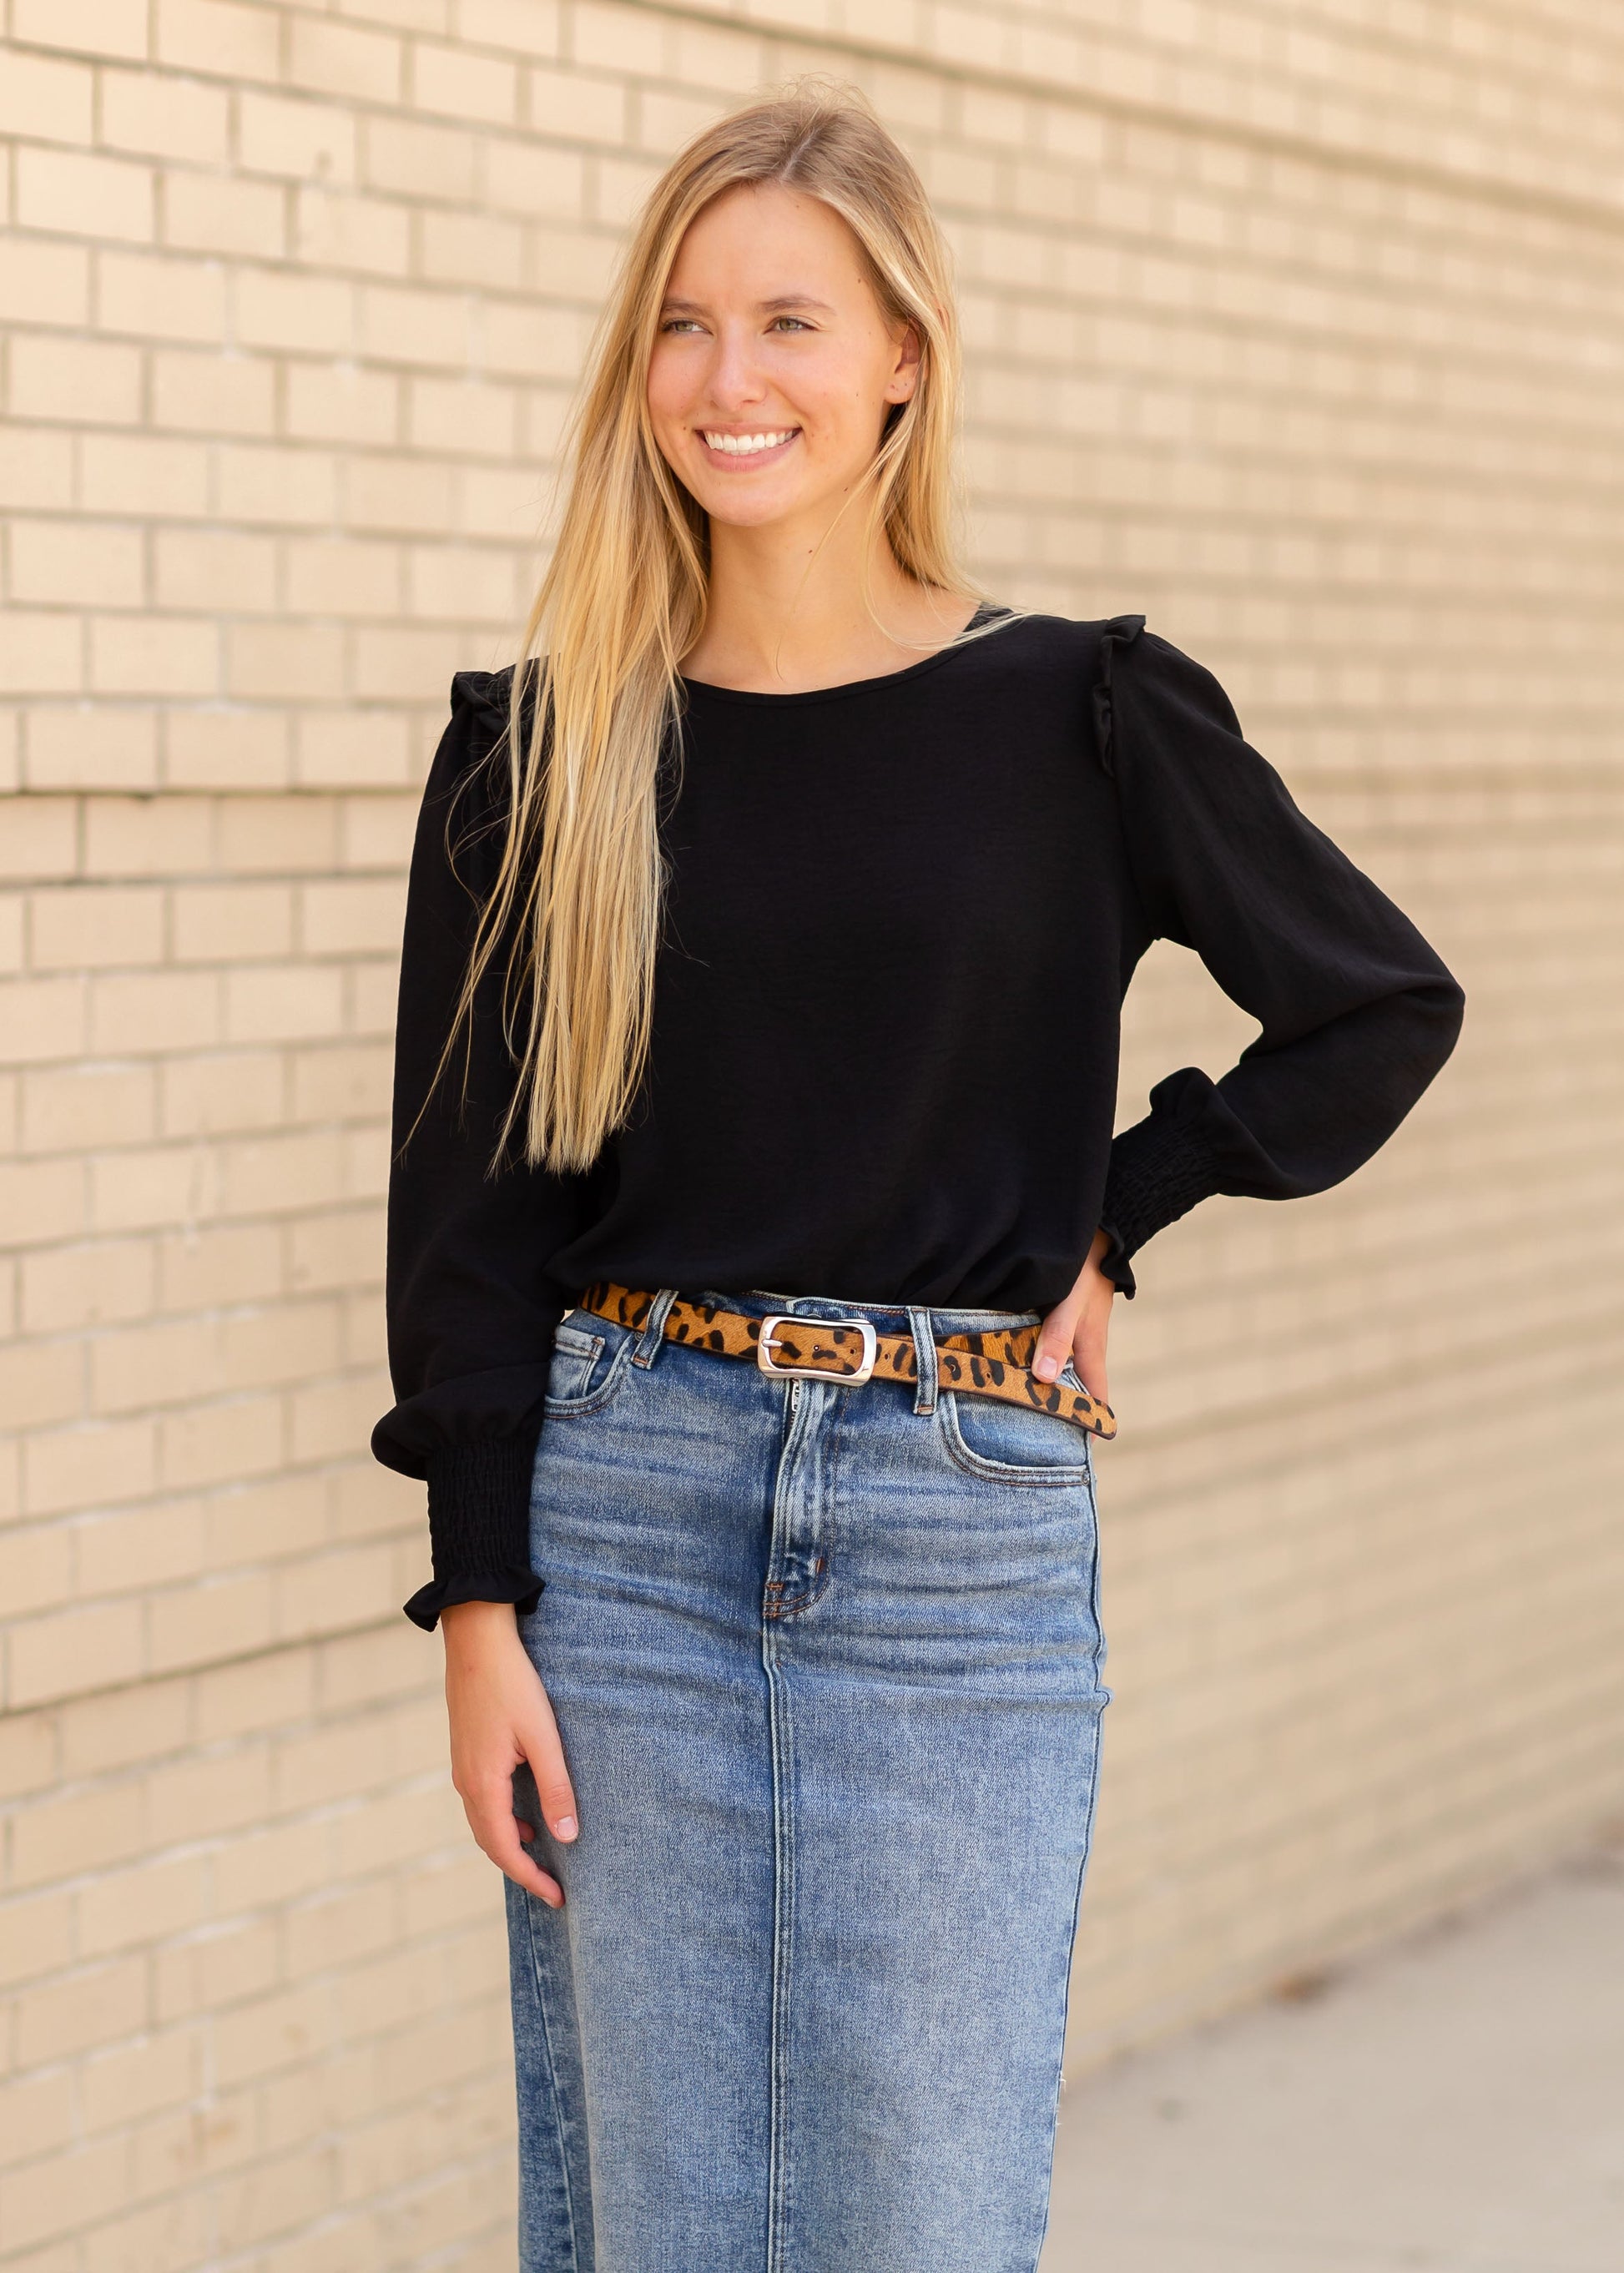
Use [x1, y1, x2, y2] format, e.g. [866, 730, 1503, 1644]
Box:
[372, 83, 1463, 2273]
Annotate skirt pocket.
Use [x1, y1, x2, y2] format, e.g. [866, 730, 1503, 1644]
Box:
[542, 1313, 637, 1417]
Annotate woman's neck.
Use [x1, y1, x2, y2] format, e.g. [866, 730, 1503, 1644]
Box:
[681, 512, 978, 695]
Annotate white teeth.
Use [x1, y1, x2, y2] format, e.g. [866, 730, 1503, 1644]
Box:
[702, 429, 795, 456]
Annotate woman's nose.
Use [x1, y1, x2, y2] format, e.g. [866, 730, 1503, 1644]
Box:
[706, 326, 768, 410]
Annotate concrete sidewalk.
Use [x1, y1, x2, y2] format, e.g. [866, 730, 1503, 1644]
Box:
[1041, 1843, 1624, 2273]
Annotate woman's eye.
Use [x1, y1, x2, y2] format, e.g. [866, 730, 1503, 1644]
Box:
[660, 317, 704, 334]
[769, 315, 811, 332]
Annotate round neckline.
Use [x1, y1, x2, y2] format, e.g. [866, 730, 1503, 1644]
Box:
[678, 600, 1012, 708]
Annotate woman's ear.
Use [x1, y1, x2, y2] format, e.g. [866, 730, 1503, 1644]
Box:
[885, 322, 922, 404]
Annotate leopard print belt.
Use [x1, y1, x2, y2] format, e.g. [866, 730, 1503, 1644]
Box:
[575, 1283, 1117, 1441]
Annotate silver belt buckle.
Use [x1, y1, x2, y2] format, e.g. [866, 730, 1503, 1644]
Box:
[757, 1313, 878, 1385]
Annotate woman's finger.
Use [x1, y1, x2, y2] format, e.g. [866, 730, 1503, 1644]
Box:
[465, 1773, 567, 1906]
[1033, 1298, 1082, 1382]
[518, 1692, 579, 1845]
[1071, 1317, 1109, 1409]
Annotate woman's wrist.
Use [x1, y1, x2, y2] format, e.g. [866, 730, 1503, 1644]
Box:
[441, 1598, 520, 1656]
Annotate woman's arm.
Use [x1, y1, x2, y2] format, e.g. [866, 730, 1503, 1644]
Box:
[1088, 618, 1465, 1299]
[371, 669, 586, 1630]
[1032, 1225, 1117, 1408]
[371, 669, 585, 1902]
[439, 1598, 575, 1907]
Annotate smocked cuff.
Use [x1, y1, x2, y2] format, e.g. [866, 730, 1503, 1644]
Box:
[401, 1431, 542, 1634]
[1100, 1111, 1226, 1286]
[1094, 1218, 1137, 1300]
[402, 1566, 544, 1634]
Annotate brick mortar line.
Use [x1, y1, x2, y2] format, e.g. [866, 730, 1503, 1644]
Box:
[1207, 0, 1624, 81]
[0, 1606, 416, 1722]
[17, 0, 1624, 178]
[8, 763, 1624, 806]
[4, 290, 1620, 416]
[1093, 1728, 1624, 1866]
[10, 0, 1624, 101]
[1, 1763, 469, 1845]
[10, 152, 1624, 320]
[73, 449, 1611, 536]
[7, 168, 1624, 305]
[4, 1334, 1621, 1641]
[1104, 1315, 1624, 1469]
[617, 0, 1624, 241]
[7, 6, 1624, 239]
[6, 394, 1624, 478]
[5, 244, 1622, 416]
[7, 1321, 1620, 1692]
[855, 0, 1624, 101]
[0, 2150, 522, 2262]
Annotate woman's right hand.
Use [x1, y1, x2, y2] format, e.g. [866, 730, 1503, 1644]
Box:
[441, 1600, 578, 1907]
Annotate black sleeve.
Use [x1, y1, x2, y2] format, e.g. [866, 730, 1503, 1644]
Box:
[370, 669, 588, 1631]
[1094, 617, 1465, 1296]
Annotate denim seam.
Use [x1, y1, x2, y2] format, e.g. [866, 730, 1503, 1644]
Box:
[762, 1379, 839, 1620]
[764, 1557, 832, 1619]
[1087, 1490, 1111, 1706]
[763, 1372, 821, 2270]
[1030, 1824, 1100, 2271]
[936, 1391, 1094, 1489]
[1026, 1625, 1111, 2270]
[542, 1326, 638, 1419]
[631, 1284, 680, 1367]
[520, 1894, 586, 2273]
[907, 1304, 940, 1416]
[763, 1625, 796, 2270]
[767, 1411, 836, 1620]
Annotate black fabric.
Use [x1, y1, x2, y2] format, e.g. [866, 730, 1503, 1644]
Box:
[373, 608, 1465, 1630]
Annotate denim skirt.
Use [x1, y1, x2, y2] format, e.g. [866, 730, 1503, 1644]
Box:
[507, 1288, 1111, 2273]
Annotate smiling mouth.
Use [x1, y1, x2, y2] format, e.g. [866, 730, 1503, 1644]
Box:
[700, 428, 799, 458]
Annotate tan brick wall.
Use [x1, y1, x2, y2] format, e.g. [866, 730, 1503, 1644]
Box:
[3, 0, 1621, 2260]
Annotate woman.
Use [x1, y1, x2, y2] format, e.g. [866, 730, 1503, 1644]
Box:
[371, 83, 1464, 2273]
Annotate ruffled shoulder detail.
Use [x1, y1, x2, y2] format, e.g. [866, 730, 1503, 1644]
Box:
[439, 663, 543, 807]
[449, 665, 509, 715]
[1089, 612, 1147, 778]
[450, 659, 539, 723]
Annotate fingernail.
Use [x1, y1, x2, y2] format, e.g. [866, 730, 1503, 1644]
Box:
[1034, 1353, 1058, 1381]
[554, 1815, 577, 1840]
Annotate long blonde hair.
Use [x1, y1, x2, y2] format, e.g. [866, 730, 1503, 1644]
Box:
[441, 80, 977, 1174]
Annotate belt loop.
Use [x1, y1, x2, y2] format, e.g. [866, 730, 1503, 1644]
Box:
[907, 1305, 939, 1415]
[633, 1287, 679, 1368]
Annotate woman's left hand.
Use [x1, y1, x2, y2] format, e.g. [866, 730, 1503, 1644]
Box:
[1032, 1226, 1116, 1411]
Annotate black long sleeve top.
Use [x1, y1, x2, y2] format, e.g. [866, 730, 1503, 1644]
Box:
[371, 607, 1465, 1631]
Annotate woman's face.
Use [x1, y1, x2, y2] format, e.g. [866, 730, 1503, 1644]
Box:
[646, 180, 920, 534]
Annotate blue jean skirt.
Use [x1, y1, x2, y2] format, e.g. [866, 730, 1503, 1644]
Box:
[507, 1288, 1111, 2273]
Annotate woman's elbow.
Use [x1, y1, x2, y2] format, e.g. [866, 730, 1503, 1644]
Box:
[1403, 965, 1467, 1086]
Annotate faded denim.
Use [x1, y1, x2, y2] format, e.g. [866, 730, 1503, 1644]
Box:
[507, 1287, 1111, 2273]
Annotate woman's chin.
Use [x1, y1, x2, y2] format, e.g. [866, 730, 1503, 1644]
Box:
[692, 481, 816, 533]
[691, 471, 881, 539]
[704, 503, 800, 534]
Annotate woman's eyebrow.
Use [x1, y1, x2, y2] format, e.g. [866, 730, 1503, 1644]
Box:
[658, 294, 836, 316]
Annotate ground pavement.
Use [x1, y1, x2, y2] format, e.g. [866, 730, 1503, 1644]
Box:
[1041, 1842, 1624, 2273]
